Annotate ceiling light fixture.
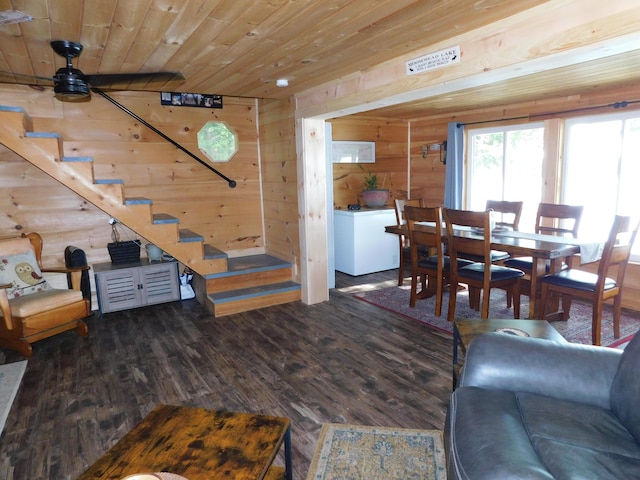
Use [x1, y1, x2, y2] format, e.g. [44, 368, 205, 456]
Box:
[276, 79, 289, 88]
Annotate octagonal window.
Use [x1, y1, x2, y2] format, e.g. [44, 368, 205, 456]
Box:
[197, 121, 238, 162]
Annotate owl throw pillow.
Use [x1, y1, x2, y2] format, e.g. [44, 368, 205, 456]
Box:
[0, 249, 51, 300]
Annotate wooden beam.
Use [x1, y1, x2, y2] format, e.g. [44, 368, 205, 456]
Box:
[295, 0, 640, 119]
[296, 117, 329, 304]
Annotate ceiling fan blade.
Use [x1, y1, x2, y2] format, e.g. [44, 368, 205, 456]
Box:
[84, 71, 184, 88]
[0, 70, 56, 85]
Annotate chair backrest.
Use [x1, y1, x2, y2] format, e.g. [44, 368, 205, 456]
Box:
[486, 200, 523, 230]
[443, 208, 491, 265]
[596, 215, 640, 290]
[536, 203, 583, 237]
[404, 206, 444, 260]
[394, 198, 425, 225]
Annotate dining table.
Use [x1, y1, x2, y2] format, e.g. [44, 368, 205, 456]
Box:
[385, 223, 597, 319]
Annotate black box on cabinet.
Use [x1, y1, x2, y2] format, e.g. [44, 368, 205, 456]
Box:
[107, 241, 141, 264]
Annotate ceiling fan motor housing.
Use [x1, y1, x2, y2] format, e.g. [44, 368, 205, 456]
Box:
[53, 67, 89, 97]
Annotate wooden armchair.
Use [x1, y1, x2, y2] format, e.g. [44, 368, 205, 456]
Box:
[0, 232, 90, 357]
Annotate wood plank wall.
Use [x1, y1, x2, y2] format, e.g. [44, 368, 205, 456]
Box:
[258, 98, 301, 280]
[329, 117, 409, 210]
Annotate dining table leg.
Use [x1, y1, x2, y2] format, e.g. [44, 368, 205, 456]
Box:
[529, 257, 547, 319]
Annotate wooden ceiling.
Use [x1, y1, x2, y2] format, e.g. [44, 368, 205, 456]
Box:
[0, 0, 638, 120]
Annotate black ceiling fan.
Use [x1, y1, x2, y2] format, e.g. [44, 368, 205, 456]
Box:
[1, 40, 184, 100]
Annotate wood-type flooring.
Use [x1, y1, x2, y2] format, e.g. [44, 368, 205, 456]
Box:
[0, 269, 453, 479]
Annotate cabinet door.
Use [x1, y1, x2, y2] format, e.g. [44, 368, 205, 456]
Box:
[96, 267, 141, 313]
[140, 262, 179, 305]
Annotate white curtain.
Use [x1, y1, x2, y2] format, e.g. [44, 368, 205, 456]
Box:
[444, 122, 464, 209]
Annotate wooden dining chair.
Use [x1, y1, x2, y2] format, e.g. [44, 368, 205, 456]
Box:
[538, 215, 639, 346]
[443, 208, 524, 321]
[404, 206, 449, 315]
[394, 198, 425, 286]
[505, 202, 584, 299]
[486, 200, 523, 231]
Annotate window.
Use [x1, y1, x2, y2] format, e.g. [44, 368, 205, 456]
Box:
[197, 121, 238, 162]
[467, 124, 544, 229]
[563, 111, 640, 256]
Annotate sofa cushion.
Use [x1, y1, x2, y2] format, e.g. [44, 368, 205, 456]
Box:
[610, 333, 640, 442]
[518, 392, 640, 460]
[6, 289, 82, 317]
[447, 387, 554, 479]
[0, 238, 51, 299]
[535, 438, 640, 479]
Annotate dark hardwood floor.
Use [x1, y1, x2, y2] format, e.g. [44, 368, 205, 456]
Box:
[0, 269, 453, 479]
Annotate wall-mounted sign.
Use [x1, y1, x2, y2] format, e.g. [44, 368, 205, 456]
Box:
[406, 45, 460, 76]
[160, 91, 223, 108]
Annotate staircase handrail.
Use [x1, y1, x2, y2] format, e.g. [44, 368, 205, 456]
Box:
[93, 88, 236, 188]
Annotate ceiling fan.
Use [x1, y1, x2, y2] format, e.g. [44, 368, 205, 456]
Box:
[1, 40, 184, 100]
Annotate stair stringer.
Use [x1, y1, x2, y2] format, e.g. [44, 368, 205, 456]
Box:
[0, 106, 226, 276]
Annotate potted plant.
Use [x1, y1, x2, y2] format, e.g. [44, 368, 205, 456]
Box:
[360, 166, 389, 207]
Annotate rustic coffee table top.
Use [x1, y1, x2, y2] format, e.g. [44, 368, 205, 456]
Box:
[79, 404, 291, 480]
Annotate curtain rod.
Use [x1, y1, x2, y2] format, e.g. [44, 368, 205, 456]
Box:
[456, 99, 640, 128]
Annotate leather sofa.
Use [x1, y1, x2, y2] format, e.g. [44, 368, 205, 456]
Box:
[445, 332, 640, 479]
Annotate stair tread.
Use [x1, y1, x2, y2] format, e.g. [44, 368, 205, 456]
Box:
[153, 213, 179, 224]
[0, 106, 26, 112]
[94, 178, 124, 184]
[208, 281, 300, 302]
[204, 244, 227, 259]
[25, 131, 60, 138]
[62, 156, 93, 162]
[125, 197, 153, 205]
[206, 254, 292, 278]
[179, 229, 204, 242]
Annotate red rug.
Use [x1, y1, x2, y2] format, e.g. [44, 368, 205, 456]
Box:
[354, 286, 639, 348]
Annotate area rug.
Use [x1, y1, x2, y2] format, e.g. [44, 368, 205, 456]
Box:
[354, 286, 640, 348]
[306, 423, 446, 480]
[0, 360, 27, 434]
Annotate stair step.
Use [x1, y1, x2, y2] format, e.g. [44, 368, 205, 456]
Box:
[206, 254, 292, 279]
[179, 229, 204, 243]
[62, 156, 93, 162]
[208, 281, 301, 316]
[25, 131, 60, 138]
[125, 197, 153, 205]
[153, 213, 179, 224]
[0, 106, 26, 112]
[94, 178, 124, 184]
[204, 244, 227, 260]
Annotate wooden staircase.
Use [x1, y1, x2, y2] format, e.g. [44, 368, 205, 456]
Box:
[0, 105, 300, 316]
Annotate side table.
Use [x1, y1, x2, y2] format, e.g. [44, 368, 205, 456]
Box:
[453, 318, 567, 389]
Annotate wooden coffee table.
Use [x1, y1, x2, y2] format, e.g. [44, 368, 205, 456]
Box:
[453, 318, 567, 389]
[78, 404, 292, 480]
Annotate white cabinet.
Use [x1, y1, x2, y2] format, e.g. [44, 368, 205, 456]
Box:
[94, 259, 180, 314]
[334, 208, 399, 275]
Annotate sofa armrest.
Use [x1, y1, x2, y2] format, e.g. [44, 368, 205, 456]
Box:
[460, 333, 622, 409]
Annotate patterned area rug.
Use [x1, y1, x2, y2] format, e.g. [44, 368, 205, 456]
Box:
[306, 423, 446, 480]
[354, 286, 640, 348]
[0, 360, 27, 434]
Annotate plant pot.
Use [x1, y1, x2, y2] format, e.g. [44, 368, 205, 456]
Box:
[362, 189, 389, 207]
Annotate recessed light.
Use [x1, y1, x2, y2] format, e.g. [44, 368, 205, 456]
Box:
[276, 79, 289, 88]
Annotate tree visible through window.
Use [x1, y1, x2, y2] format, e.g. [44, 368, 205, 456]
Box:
[198, 121, 238, 162]
[467, 124, 544, 229]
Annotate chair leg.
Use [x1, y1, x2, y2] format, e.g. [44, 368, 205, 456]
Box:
[512, 282, 521, 319]
[447, 281, 458, 322]
[613, 294, 623, 339]
[538, 283, 550, 320]
[560, 294, 573, 321]
[409, 272, 418, 307]
[593, 298, 604, 346]
[435, 278, 443, 317]
[481, 289, 490, 319]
